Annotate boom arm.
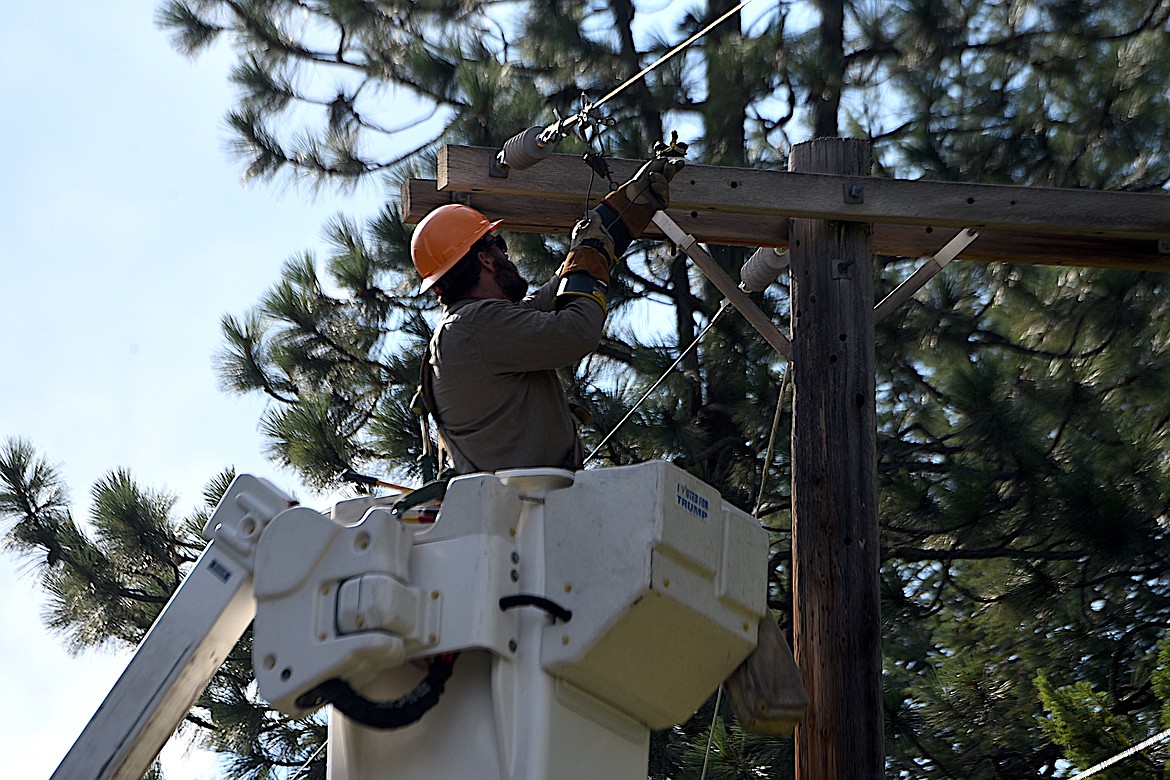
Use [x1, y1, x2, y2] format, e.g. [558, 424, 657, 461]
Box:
[53, 462, 793, 780]
[51, 476, 293, 780]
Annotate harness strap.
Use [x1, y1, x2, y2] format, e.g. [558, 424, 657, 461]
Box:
[418, 337, 482, 474]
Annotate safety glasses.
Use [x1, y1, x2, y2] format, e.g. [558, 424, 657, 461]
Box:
[483, 234, 508, 255]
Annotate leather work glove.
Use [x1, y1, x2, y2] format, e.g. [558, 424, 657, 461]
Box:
[624, 157, 677, 210]
[594, 134, 683, 244]
[558, 210, 616, 283]
[600, 147, 687, 243]
[555, 210, 616, 312]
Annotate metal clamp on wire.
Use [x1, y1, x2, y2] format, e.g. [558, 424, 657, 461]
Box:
[492, 104, 612, 176]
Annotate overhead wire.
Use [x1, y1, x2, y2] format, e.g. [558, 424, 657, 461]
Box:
[1067, 728, 1170, 780]
[585, 298, 734, 465]
[522, 0, 763, 148]
[490, 0, 776, 472]
[496, 0, 776, 470]
[589, 0, 765, 113]
[509, 0, 773, 472]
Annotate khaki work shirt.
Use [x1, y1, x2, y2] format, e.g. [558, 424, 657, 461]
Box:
[426, 279, 605, 474]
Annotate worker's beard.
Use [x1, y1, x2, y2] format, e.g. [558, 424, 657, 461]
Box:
[494, 257, 529, 303]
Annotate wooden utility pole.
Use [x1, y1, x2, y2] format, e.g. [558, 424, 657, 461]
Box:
[406, 144, 1170, 777]
[788, 138, 882, 779]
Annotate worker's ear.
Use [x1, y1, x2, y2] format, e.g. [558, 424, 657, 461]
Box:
[476, 249, 496, 271]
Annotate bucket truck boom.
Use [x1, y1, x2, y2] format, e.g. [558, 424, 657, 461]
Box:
[51, 476, 293, 780]
[52, 461, 798, 780]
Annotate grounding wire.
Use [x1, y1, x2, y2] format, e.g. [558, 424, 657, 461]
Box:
[699, 684, 725, 780]
[1067, 727, 1170, 780]
[584, 298, 734, 465]
[288, 741, 327, 780]
[589, 0, 764, 113]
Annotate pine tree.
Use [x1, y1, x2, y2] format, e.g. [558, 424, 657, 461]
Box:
[8, 1, 1170, 776]
[0, 439, 326, 778]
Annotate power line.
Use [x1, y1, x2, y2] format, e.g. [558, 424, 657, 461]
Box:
[1068, 728, 1170, 780]
[591, 0, 764, 112]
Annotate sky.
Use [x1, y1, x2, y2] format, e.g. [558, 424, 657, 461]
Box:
[0, 4, 389, 777]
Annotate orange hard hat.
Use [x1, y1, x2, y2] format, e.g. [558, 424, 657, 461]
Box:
[411, 204, 504, 293]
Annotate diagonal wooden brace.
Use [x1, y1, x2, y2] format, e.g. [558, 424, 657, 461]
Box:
[873, 228, 979, 322]
[651, 211, 792, 361]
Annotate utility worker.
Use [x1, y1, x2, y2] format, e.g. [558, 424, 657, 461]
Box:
[412, 158, 681, 474]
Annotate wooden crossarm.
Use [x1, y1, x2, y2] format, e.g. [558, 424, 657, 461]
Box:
[402, 178, 1170, 272]
[437, 145, 1170, 241]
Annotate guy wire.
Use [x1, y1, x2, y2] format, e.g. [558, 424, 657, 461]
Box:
[699, 684, 725, 780]
[1068, 728, 1170, 780]
[585, 298, 734, 464]
[753, 359, 791, 516]
[289, 741, 327, 780]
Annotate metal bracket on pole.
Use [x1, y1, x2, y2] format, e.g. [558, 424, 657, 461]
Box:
[651, 211, 792, 361]
[873, 228, 979, 323]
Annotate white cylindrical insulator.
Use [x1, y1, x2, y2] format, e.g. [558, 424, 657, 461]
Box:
[739, 247, 791, 292]
[499, 125, 553, 170]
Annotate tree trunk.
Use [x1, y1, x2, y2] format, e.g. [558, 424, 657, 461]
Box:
[811, 0, 845, 137]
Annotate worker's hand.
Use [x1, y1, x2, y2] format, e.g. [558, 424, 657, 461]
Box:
[559, 210, 615, 283]
[601, 153, 686, 240]
[555, 210, 615, 312]
[570, 210, 616, 269]
[622, 156, 684, 211]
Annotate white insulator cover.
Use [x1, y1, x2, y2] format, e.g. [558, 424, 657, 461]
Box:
[500, 125, 552, 170]
[739, 247, 790, 292]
